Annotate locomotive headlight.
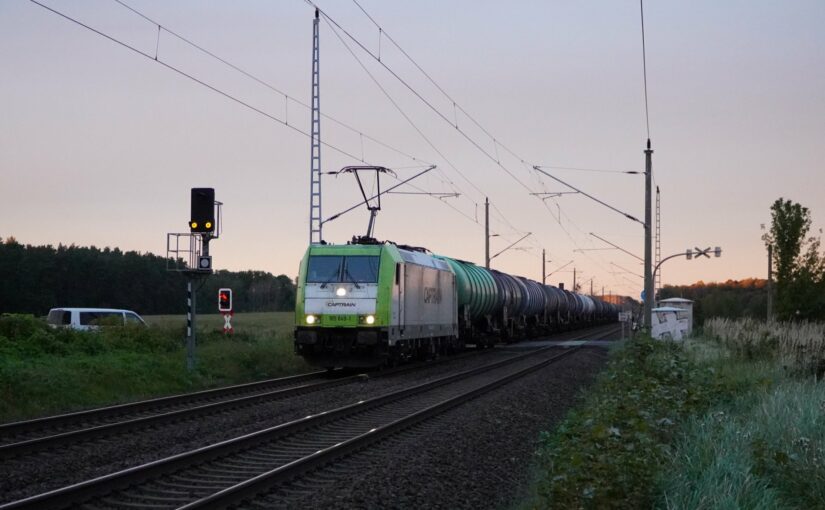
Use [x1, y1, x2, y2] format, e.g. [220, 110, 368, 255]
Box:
[305, 314, 317, 325]
[365, 315, 375, 325]
[335, 287, 347, 297]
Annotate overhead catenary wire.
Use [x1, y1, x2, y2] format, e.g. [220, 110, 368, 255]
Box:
[27, 0, 381, 166]
[29, 0, 486, 236]
[346, 1, 633, 281]
[321, 15, 468, 197]
[349, 0, 544, 181]
[318, 0, 637, 276]
[321, 13, 525, 235]
[112, 0, 519, 236]
[306, 0, 538, 195]
[110, 0, 431, 168]
[332, 3, 541, 250]
[533, 167, 645, 227]
[640, 0, 651, 140]
[535, 165, 641, 175]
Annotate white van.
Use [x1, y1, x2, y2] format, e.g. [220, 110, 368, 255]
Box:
[46, 308, 147, 331]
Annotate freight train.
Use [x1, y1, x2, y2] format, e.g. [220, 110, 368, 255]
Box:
[293, 239, 618, 368]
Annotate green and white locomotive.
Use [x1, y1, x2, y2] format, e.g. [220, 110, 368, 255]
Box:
[294, 242, 460, 368]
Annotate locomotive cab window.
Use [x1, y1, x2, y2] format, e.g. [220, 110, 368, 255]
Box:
[307, 256, 343, 283]
[343, 256, 380, 283]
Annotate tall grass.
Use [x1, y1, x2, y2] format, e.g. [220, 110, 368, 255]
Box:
[704, 317, 825, 375]
[659, 378, 825, 509]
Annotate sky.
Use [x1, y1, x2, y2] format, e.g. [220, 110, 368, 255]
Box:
[2, 0, 824, 298]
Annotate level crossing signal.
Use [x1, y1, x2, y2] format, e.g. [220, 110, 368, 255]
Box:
[218, 288, 233, 312]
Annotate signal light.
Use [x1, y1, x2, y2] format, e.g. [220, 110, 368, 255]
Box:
[218, 288, 232, 312]
[190, 188, 215, 233]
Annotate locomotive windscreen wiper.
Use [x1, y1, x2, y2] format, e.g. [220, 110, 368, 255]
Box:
[343, 267, 362, 289]
[319, 275, 339, 289]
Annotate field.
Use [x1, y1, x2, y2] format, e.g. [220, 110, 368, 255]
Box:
[143, 311, 294, 339]
[0, 312, 310, 422]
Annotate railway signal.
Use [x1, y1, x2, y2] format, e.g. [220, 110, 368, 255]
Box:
[218, 288, 233, 335]
[190, 188, 216, 233]
[167, 188, 224, 369]
[218, 288, 232, 312]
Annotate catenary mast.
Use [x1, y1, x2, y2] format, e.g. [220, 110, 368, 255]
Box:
[309, 9, 322, 244]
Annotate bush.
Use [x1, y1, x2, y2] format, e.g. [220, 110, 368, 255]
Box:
[0, 314, 48, 340]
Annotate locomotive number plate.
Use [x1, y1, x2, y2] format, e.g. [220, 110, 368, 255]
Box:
[322, 314, 357, 326]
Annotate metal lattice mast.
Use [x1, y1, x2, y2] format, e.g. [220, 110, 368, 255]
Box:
[655, 185, 661, 298]
[309, 9, 322, 244]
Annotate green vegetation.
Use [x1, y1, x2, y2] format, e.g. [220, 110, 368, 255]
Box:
[660, 377, 825, 509]
[0, 312, 309, 422]
[763, 198, 825, 321]
[0, 237, 296, 315]
[525, 319, 825, 509]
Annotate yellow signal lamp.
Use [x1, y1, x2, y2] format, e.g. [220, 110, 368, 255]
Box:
[190, 221, 198, 229]
[205, 221, 213, 229]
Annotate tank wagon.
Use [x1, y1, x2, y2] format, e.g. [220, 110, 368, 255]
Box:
[294, 240, 618, 368]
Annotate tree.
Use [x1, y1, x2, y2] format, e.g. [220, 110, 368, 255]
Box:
[764, 198, 825, 320]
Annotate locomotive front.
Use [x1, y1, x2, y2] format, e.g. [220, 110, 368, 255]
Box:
[294, 244, 392, 368]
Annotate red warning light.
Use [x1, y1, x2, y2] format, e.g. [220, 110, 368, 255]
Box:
[218, 288, 232, 312]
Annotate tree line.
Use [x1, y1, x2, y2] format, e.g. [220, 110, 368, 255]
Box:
[658, 278, 768, 325]
[0, 237, 296, 316]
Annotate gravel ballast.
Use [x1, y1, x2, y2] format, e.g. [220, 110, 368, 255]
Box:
[247, 343, 614, 509]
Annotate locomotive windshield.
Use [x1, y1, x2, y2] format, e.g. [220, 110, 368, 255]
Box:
[306, 255, 380, 284]
[343, 256, 380, 283]
[307, 256, 343, 283]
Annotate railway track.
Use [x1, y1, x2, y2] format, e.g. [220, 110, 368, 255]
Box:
[1, 324, 618, 510]
[0, 348, 494, 459]
[0, 370, 349, 458]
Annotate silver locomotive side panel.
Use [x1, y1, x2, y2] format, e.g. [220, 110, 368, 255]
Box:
[394, 262, 456, 342]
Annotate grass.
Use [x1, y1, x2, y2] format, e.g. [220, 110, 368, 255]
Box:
[522, 318, 825, 509]
[658, 377, 825, 509]
[0, 312, 310, 422]
[656, 321, 825, 509]
[144, 311, 295, 340]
